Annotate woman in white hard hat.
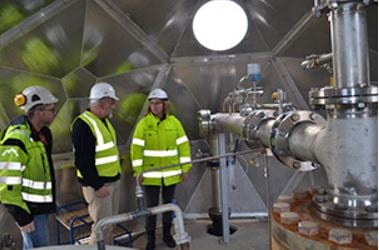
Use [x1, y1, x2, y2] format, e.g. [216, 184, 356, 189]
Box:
[0, 86, 58, 249]
[131, 88, 192, 250]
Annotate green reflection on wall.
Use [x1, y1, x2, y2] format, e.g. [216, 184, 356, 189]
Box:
[117, 93, 146, 125]
[21, 38, 60, 74]
[0, 3, 24, 34]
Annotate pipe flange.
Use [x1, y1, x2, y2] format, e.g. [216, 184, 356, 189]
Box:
[198, 109, 213, 137]
[311, 191, 378, 227]
[309, 86, 378, 109]
[242, 109, 277, 147]
[271, 111, 325, 171]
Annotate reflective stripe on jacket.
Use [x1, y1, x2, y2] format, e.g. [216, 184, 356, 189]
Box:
[131, 113, 191, 186]
[0, 120, 53, 215]
[74, 111, 121, 178]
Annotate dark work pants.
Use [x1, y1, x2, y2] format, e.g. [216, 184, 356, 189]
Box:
[144, 183, 176, 232]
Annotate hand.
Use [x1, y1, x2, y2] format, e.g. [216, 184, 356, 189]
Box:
[138, 174, 144, 184]
[20, 221, 35, 233]
[95, 186, 109, 198]
[181, 173, 189, 182]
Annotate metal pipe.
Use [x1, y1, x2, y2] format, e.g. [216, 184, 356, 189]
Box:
[218, 134, 230, 243]
[149, 204, 190, 245]
[300, 53, 333, 70]
[96, 212, 135, 250]
[208, 136, 222, 212]
[256, 119, 275, 148]
[213, 113, 245, 135]
[314, 109, 377, 203]
[95, 203, 190, 249]
[139, 149, 259, 174]
[262, 153, 272, 250]
[330, 2, 370, 88]
[288, 123, 324, 162]
[199, 107, 377, 225]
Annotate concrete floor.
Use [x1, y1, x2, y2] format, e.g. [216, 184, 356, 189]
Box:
[51, 217, 270, 250]
[131, 219, 270, 250]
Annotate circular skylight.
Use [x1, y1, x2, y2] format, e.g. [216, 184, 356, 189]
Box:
[192, 0, 248, 51]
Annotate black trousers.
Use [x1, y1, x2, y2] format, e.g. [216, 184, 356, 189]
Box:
[144, 183, 176, 232]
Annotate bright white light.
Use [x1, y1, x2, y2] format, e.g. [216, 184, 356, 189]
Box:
[192, 0, 248, 51]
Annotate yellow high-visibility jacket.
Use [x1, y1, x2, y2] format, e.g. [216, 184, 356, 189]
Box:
[73, 111, 121, 178]
[0, 116, 55, 226]
[131, 113, 191, 186]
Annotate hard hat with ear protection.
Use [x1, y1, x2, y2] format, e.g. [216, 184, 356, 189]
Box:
[89, 82, 119, 104]
[147, 88, 168, 101]
[14, 86, 58, 112]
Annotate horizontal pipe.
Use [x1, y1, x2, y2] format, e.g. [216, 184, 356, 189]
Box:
[300, 53, 333, 70]
[139, 149, 260, 174]
[256, 119, 275, 148]
[288, 123, 324, 162]
[96, 203, 190, 249]
[213, 113, 245, 135]
[96, 212, 135, 250]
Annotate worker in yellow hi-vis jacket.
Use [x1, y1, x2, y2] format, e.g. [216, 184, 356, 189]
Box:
[131, 88, 192, 250]
[0, 86, 58, 250]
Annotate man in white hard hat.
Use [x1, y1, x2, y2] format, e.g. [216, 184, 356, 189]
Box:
[71, 82, 121, 245]
[0, 86, 58, 249]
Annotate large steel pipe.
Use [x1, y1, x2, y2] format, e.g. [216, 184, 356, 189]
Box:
[212, 113, 245, 135]
[314, 109, 378, 203]
[200, 110, 325, 167]
[256, 119, 275, 148]
[288, 123, 324, 163]
[330, 2, 370, 88]
[208, 136, 222, 213]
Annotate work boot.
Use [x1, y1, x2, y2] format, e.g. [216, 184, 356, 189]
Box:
[145, 230, 155, 250]
[163, 223, 176, 248]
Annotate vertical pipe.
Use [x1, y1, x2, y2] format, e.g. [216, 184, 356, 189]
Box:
[330, 2, 370, 88]
[263, 153, 272, 250]
[218, 133, 230, 243]
[314, 110, 377, 206]
[209, 136, 222, 212]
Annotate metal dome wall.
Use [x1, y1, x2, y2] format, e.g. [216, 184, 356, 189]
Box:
[0, 0, 376, 214]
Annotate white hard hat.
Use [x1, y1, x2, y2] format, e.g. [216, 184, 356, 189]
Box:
[148, 88, 168, 100]
[14, 86, 58, 112]
[89, 82, 119, 103]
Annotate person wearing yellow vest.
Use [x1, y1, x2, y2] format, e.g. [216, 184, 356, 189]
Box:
[0, 86, 58, 249]
[71, 82, 121, 245]
[131, 88, 192, 250]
